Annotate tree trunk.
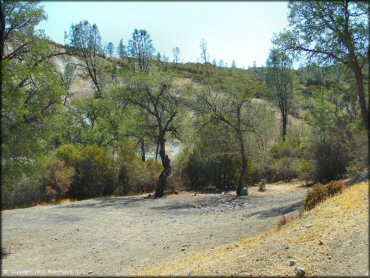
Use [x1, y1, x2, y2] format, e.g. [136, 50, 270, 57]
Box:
[140, 137, 145, 162]
[282, 112, 287, 141]
[352, 62, 369, 131]
[237, 133, 247, 196]
[154, 136, 171, 198]
[155, 137, 159, 161]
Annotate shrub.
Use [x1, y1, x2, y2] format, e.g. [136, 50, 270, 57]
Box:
[56, 144, 119, 199]
[297, 158, 314, 183]
[261, 158, 299, 182]
[72, 145, 118, 199]
[303, 183, 328, 210]
[326, 181, 346, 197]
[10, 176, 46, 208]
[56, 144, 81, 167]
[303, 181, 347, 211]
[258, 179, 267, 192]
[310, 133, 349, 183]
[43, 160, 75, 201]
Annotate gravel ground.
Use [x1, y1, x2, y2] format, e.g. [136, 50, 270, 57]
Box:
[1, 182, 307, 276]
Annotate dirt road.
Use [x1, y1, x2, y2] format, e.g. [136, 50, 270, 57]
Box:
[1, 182, 307, 276]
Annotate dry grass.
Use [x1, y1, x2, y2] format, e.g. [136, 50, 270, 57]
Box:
[135, 181, 368, 276]
[277, 214, 296, 230]
[35, 198, 77, 207]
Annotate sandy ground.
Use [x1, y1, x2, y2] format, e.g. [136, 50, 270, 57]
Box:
[1, 182, 308, 276]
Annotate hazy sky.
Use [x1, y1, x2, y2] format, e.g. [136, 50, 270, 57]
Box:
[38, 1, 290, 68]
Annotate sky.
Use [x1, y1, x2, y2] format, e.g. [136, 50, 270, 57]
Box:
[38, 1, 290, 69]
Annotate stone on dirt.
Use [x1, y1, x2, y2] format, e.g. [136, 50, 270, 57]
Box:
[240, 187, 248, 196]
[295, 266, 305, 277]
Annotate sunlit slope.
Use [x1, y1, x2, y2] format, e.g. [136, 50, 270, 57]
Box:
[136, 182, 368, 276]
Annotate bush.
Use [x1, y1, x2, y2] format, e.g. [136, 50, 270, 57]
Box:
[10, 176, 45, 208]
[43, 160, 75, 201]
[114, 141, 162, 195]
[326, 181, 346, 197]
[303, 183, 327, 210]
[56, 144, 119, 199]
[258, 179, 266, 192]
[261, 158, 300, 182]
[303, 181, 346, 211]
[310, 133, 349, 183]
[56, 144, 81, 167]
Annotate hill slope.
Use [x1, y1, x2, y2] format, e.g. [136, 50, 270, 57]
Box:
[137, 182, 369, 276]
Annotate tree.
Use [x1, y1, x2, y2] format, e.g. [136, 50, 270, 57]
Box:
[273, 1, 369, 131]
[0, 0, 48, 98]
[117, 38, 126, 59]
[195, 75, 266, 195]
[172, 46, 180, 67]
[156, 52, 161, 61]
[231, 60, 237, 69]
[106, 41, 114, 57]
[218, 59, 224, 67]
[65, 20, 104, 98]
[212, 58, 217, 69]
[1, 1, 68, 207]
[121, 73, 181, 197]
[127, 29, 155, 73]
[266, 49, 294, 141]
[200, 38, 208, 64]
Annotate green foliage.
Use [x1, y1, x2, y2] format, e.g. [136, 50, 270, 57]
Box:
[56, 144, 82, 167]
[65, 20, 104, 97]
[56, 144, 118, 199]
[72, 145, 118, 199]
[1, 1, 68, 209]
[116, 141, 162, 195]
[127, 29, 155, 73]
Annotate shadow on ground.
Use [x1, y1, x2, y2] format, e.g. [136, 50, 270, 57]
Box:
[58, 197, 151, 210]
[246, 200, 303, 219]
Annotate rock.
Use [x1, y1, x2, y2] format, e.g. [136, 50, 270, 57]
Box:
[181, 247, 186, 251]
[305, 224, 313, 228]
[319, 240, 323, 245]
[221, 192, 225, 195]
[289, 258, 297, 266]
[284, 246, 290, 249]
[234, 244, 239, 247]
[147, 193, 152, 198]
[193, 193, 197, 196]
[88, 271, 92, 274]
[240, 187, 248, 196]
[295, 266, 305, 277]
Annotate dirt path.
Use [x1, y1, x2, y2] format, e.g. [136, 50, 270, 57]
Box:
[1, 182, 307, 276]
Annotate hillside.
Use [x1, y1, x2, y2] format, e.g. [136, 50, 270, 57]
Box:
[136, 182, 369, 276]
